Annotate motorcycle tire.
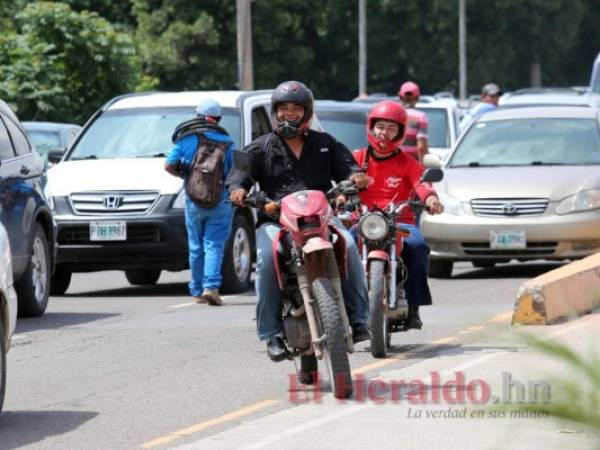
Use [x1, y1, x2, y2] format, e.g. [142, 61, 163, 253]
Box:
[312, 277, 353, 399]
[368, 260, 388, 358]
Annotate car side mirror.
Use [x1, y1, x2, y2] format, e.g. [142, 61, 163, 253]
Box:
[422, 154, 442, 169]
[421, 168, 444, 183]
[47, 148, 66, 164]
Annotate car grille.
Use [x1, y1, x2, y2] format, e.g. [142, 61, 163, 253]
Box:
[70, 191, 159, 215]
[461, 242, 558, 256]
[58, 224, 163, 245]
[470, 198, 549, 217]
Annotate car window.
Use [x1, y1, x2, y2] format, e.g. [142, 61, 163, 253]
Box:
[416, 107, 449, 148]
[0, 117, 15, 160]
[3, 118, 31, 156]
[448, 118, 600, 167]
[251, 107, 271, 140]
[27, 130, 61, 158]
[70, 107, 241, 160]
[317, 111, 368, 151]
[65, 128, 80, 147]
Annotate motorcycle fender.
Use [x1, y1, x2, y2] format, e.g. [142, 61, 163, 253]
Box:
[302, 237, 333, 254]
[272, 229, 286, 291]
[367, 250, 390, 273]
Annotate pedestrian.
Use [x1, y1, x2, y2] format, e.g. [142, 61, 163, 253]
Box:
[227, 81, 370, 362]
[165, 98, 234, 305]
[459, 82, 502, 133]
[398, 81, 429, 162]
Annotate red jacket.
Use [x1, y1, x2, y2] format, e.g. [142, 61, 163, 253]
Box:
[353, 148, 436, 225]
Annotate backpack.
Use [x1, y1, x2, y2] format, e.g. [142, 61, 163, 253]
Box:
[173, 118, 230, 209]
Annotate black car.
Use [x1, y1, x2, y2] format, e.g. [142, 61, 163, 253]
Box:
[0, 99, 55, 316]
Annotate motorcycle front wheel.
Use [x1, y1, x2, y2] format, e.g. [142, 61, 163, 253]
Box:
[312, 277, 353, 399]
[368, 260, 389, 358]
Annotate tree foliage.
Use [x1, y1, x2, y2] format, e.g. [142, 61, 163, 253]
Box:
[0, 1, 140, 123]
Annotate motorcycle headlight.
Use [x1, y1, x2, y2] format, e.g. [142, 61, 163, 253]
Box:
[172, 189, 186, 209]
[555, 189, 600, 215]
[359, 213, 387, 241]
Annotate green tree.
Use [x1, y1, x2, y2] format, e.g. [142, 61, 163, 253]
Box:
[0, 1, 140, 123]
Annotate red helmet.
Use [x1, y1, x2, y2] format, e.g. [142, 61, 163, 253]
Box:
[398, 81, 421, 101]
[367, 100, 407, 155]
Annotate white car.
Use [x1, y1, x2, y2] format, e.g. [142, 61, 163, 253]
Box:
[0, 222, 18, 413]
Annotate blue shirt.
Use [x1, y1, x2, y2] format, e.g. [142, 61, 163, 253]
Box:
[166, 130, 235, 202]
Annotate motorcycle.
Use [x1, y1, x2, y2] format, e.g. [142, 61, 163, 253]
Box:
[357, 168, 443, 358]
[233, 151, 359, 399]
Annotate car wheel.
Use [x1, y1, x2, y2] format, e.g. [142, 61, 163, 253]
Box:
[0, 319, 6, 414]
[124, 270, 161, 286]
[50, 264, 72, 296]
[15, 223, 51, 317]
[221, 214, 253, 294]
[429, 259, 453, 278]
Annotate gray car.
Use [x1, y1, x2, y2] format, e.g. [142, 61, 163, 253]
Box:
[22, 121, 82, 164]
[421, 106, 600, 277]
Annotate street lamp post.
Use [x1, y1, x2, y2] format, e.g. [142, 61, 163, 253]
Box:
[459, 0, 467, 101]
[358, 0, 367, 97]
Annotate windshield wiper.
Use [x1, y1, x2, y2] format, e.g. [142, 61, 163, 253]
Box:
[136, 152, 167, 158]
[71, 154, 98, 161]
[530, 161, 567, 166]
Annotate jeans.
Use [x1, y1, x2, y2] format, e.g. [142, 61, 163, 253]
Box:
[350, 223, 432, 307]
[185, 196, 233, 296]
[255, 217, 369, 341]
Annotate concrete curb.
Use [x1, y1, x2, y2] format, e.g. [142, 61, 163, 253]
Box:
[512, 252, 600, 325]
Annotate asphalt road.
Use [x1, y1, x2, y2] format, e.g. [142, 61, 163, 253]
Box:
[0, 261, 566, 450]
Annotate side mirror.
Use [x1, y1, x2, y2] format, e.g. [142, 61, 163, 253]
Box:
[421, 168, 444, 183]
[422, 154, 442, 169]
[47, 148, 66, 164]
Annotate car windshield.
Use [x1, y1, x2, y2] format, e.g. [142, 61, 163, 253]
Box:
[69, 107, 241, 160]
[27, 130, 61, 158]
[448, 118, 600, 167]
[415, 107, 449, 148]
[317, 110, 367, 150]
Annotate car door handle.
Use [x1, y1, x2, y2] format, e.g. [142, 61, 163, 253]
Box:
[20, 165, 30, 175]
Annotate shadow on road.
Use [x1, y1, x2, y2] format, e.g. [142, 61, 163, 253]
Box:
[15, 312, 120, 333]
[64, 283, 258, 298]
[0, 410, 98, 450]
[449, 262, 565, 280]
[385, 343, 520, 359]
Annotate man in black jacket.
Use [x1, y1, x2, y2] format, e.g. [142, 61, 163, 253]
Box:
[227, 81, 369, 362]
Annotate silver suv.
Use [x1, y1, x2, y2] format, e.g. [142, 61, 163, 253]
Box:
[45, 91, 280, 294]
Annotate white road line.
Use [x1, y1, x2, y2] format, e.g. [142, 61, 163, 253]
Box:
[169, 302, 197, 309]
[11, 334, 29, 341]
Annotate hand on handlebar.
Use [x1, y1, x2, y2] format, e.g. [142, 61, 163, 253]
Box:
[349, 172, 369, 190]
[230, 188, 248, 206]
[425, 195, 444, 215]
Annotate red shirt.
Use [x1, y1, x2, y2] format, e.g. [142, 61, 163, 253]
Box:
[353, 148, 436, 225]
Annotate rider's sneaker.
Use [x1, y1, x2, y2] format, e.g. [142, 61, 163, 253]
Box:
[201, 288, 223, 306]
[405, 306, 423, 330]
[352, 323, 370, 343]
[266, 336, 289, 362]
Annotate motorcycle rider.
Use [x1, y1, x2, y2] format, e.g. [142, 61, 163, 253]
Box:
[227, 81, 370, 362]
[353, 100, 444, 329]
[398, 81, 429, 162]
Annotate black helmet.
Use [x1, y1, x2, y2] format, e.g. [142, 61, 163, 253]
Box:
[271, 81, 314, 138]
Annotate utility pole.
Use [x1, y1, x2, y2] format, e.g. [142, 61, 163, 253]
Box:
[458, 0, 467, 101]
[236, 0, 254, 90]
[358, 0, 367, 97]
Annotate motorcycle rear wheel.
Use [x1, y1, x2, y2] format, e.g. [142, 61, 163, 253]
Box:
[312, 277, 353, 399]
[368, 260, 388, 358]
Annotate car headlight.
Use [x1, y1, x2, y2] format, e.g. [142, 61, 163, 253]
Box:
[437, 191, 464, 216]
[359, 213, 387, 241]
[172, 189, 186, 209]
[555, 189, 600, 215]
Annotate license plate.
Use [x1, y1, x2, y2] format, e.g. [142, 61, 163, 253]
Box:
[90, 221, 127, 241]
[489, 230, 526, 249]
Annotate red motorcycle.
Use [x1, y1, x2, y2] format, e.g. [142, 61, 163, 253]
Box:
[357, 168, 443, 358]
[234, 151, 358, 399]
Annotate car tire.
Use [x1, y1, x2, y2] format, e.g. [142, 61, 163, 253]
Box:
[50, 264, 72, 296]
[221, 214, 253, 294]
[0, 319, 6, 414]
[429, 259, 453, 278]
[15, 223, 51, 317]
[124, 270, 161, 286]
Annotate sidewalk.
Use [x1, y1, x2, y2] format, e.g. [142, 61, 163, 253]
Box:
[170, 313, 600, 450]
